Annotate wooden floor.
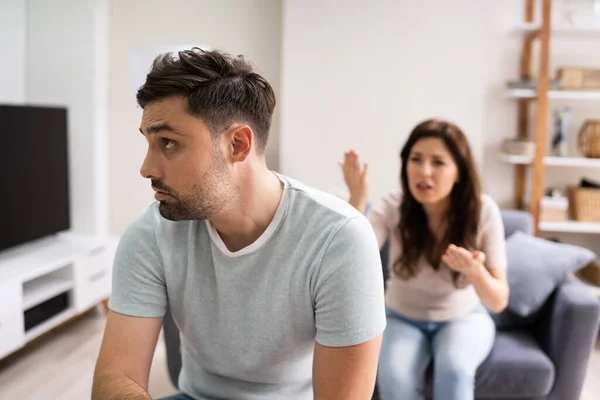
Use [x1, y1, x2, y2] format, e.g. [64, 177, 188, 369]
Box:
[0, 307, 178, 400]
[0, 307, 598, 400]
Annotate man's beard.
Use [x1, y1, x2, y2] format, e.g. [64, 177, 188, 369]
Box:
[155, 153, 235, 221]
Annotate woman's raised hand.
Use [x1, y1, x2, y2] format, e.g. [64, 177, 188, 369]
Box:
[339, 150, 369, 210]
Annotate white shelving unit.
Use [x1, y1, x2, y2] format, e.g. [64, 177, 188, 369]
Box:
[501, 153, 600, 233]
[501, 153, 600, 167]
[24, 308, 77, 342]
[22, 277, 74, 311]
[505, 2, 600, 242]
[0, 232, 117, 360]
[513, 22, 600, 36]
[506, 88, 600, 100]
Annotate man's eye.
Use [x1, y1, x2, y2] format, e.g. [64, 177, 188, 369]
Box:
[162, 138, 176, 149]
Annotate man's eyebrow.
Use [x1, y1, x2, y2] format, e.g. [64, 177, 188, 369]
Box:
[139, 123, 183, 135]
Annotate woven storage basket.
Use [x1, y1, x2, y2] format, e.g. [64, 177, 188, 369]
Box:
[557, 67, 600, 89]
[578, 120, 600, 158]
[569, 187, 600, 222]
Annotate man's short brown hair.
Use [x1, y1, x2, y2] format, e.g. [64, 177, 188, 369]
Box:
[137, 48, 276, 154]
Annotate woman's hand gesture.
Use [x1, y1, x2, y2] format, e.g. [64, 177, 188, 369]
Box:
[442, 244, 486, 277]
[339, 150, 369, 207]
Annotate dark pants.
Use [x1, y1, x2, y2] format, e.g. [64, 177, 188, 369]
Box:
[158, 393, 195, 400]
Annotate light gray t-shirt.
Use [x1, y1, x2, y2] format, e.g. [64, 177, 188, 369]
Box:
[108, 174, 386, 400]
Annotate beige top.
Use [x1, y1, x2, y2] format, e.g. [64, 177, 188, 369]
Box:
[367, 189, 507, 322]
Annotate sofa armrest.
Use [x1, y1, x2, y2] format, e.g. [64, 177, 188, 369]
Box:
[535, 279, 600, 400]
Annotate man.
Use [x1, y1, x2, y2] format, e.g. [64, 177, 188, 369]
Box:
[92, 48, 385, 400]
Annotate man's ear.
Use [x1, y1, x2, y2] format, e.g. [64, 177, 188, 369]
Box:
[225, 124, 253, 163]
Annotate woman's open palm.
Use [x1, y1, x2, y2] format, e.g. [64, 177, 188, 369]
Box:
[339, 150, 369, 201]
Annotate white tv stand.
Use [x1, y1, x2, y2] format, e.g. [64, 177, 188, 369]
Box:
[0, 232, 118, 360]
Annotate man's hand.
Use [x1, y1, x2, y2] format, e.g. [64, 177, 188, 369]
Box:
[313, 334, 382, 400]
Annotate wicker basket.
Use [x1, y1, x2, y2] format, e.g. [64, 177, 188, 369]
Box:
[569, 187, 600, 222]
[557, 67, 600, 89]
[502, 138, 536, 156]
[578, 120, 600, 158]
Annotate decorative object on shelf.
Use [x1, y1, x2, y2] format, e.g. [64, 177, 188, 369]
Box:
[506, 79, 561, 90]
[502, 138, 536, 157]
[540, 188, 569, 222]
[557, 0, 577, 26]
[578, 119, 600, 158]
[569, 178, 600, 222]
[555, 0, 600, 28]
[556, 67, 600, 89]
[581, 177, 600, 189]
[551, 107, 571, 157]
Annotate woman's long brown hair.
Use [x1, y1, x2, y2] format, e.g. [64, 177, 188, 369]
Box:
[394, 119, 481, 285]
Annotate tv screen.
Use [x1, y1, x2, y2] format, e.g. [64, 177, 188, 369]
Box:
[0, 104, 70, 252]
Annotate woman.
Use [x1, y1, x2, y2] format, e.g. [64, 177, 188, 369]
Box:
[339, 119, 509, 400]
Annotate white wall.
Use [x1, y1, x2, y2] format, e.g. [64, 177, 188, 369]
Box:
[27, 0, 109, 236]
[281, 0, 493, 202]
[0, 0, 26, 103]
[281, 0, 600, 254]
[109, 0, 282, 234]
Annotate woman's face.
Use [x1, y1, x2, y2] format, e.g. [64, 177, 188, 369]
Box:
[406, 137, 459, 207]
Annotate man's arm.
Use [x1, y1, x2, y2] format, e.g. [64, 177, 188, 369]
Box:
[92, 310, 163, 399]
[313, 334, 382, 400]
[312, 215, 386, 399]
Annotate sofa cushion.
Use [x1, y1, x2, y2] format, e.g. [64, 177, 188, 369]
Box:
[421, 331, 555, 398]
[505, 231, 596, 318]
[490, 307, 536, 331]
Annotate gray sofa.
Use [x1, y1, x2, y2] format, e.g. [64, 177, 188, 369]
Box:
[162, 210, 600, 400]
[374, 210, 600, 400]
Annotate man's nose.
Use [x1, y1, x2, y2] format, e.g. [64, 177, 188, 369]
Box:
[140, 151, 162, 180]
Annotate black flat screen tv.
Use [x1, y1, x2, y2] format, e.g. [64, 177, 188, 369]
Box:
[0, 104, 70, 252]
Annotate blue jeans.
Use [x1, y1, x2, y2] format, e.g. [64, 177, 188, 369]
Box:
[158, 394, 194, 400]
[377, 305, 495, 400]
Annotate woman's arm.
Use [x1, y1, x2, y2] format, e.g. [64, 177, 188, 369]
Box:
[442, 246, 509, 313]
[466, 257, 509, 314]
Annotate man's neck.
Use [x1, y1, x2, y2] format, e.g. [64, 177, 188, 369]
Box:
[209, 164, 284, 253]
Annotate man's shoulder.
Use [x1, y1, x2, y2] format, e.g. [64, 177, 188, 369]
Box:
[119, 201, 195, 247]
[280, 174, 363, 222]
[122, 201, 162, 239]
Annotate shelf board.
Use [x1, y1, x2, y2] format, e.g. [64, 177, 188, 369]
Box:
[514, 22, 600, 36]
[539, 220, 600, 234]
[545, 156, 600, 167]
[23, 277, 73, 311]
[506, 88, 600, 100]
[501, 153, 534, 164]
[24, 308, 76, 342]
[0, 233, 108, 282]
[501, 154, 600, 167]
